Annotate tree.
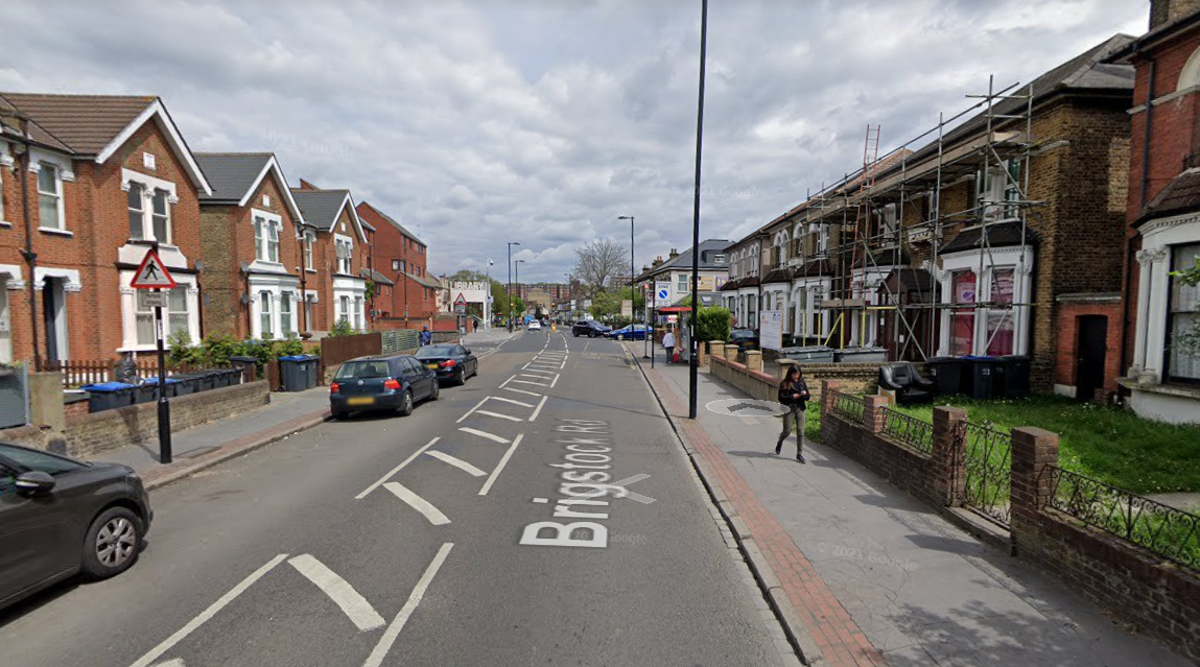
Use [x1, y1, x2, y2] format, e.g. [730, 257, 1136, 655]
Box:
[447, 269, 488, 284]
[573, 239, 628, 296]
[690, 306, 732, 344]
[589, 291, 621, 321]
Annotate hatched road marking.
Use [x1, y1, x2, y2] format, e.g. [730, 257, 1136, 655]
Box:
[356, 437, 440, 499]
[384, 482, 451, 526]
[458, 427, 511, 445]
[529, 395, 548, 422]
[288, 555, 386, 632]
[425, 450, 487, 477]
[475, 409, 524, 422]
[361, 543, 454, 667]
[478, 433, 524, 496]
[489, 396, 535, 408]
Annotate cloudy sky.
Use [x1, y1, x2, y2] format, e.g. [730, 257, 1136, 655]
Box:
[1, 0, 1146, 282]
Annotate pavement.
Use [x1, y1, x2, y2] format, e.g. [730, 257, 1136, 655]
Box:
[625, 340, 1193, 667]
[3, 328, 800, 667]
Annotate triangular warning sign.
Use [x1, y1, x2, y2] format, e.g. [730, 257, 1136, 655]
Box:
[454, 292, 467, 306]
[130, 249, 177, 289]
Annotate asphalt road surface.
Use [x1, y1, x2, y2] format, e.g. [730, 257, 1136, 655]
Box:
[0, 329, 793, 667]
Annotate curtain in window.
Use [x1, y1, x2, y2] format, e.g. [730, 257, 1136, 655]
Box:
[280, 292, 293, 334]
[168, 287, 189, 337]
[267, 223, 279, 262]
[260, 292, 273, 338]
[1169, 244, 1200, 382]
[986, 268, 1015, 355]
[951, 270, 976, 356]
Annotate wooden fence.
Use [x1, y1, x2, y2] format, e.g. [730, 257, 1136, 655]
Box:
[320, 332, 382, 368]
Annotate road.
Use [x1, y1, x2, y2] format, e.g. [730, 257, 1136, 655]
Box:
[0, 329, 793, 667]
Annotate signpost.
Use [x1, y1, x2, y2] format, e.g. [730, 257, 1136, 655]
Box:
[130, 248, 177, 464]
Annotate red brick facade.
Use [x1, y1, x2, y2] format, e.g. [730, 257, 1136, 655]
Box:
[1053, 296, 1124, 402]
[355, 201, 436, 323]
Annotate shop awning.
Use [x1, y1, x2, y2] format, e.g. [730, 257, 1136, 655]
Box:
[657, 306, 692, 313]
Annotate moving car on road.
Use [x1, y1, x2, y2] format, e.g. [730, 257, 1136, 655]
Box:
[415, 344, 479, 386]
[528, 320, 541, 331]
[0, 442, 153, 611]
[330, 355, 438, 419]
[572, 319, 611, 338]
[607, 324, 649, 341]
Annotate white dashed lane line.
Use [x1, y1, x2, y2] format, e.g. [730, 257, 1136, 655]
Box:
[383, 482, 451, 526]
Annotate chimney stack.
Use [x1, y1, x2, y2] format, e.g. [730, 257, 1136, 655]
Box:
[1151, 0, 1200, 29]
[669, 249, 679, 259]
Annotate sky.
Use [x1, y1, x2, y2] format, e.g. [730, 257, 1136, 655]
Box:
[0, 0, 1148, 283]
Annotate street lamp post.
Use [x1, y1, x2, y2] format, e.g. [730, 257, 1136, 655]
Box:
[515, 260, 526, 325]
[485, 258, 494, 332]
[688, 0, 709, 420]
[618, 215, 649, 359]
[507, 242, 520, 332]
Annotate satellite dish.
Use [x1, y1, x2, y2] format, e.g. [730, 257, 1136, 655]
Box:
[195, 260, 205, 272]
[239, 261, 249, 274]
[240, 293, 250, 304]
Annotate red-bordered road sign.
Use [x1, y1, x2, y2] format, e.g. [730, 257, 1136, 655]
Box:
[130, 248, 177, 289]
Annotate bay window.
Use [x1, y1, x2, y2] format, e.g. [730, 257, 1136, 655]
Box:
[260, 292, 273, 339]
[280, 292, 294, 335]
[985, 268, 1015, 355]
[950, 270, 976, 356]
[1168, 243, 1200, 384]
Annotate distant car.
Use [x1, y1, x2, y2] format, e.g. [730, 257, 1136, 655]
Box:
[0, 442, 153, 611]
[528, 320, 542, 330]
[572, 320, 611, 338]
[608, 324, 649, 341]
[330, 354, 438, 419]
[415, 344, 479, 385]
[729, 329, 759, 351]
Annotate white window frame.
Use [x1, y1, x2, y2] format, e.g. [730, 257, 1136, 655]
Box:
[335, 234, 354, 275]
[37, 162, 66, 232]
[936, 247, 1032, 357]
[260, 291, 274, 339]
[121, 274, 198, 352]
[280, 291, 294, 336]
[304, 232, 315, 271]
[677, 272, 689, 294]
[122, 169, 178, 245]
[252, 210, 283, 265]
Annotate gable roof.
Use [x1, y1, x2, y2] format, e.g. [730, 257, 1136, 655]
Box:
[357, 201, 423, 244]
[291, 187, 367, 241]
[638, 239, 731, 281]
[195, 152, 306, 225]
[0, 92, 211, 194]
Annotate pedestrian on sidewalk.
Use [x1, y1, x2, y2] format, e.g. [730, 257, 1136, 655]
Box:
[662, 328, 676, 365]
[776, 366, 810, 462]
[420, 326, 432, 346]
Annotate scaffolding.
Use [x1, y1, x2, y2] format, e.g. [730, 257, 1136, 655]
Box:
[775, 76, 1043, 361]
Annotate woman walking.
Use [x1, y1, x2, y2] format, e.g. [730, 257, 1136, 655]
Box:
[776, 366, 810, 462]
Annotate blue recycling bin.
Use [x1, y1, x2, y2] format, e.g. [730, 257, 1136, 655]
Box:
[81, 382, 137, 412]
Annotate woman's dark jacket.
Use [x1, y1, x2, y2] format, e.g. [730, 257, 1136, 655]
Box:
[778, 379, 810, 407]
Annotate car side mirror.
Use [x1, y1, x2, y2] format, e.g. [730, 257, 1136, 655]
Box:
[15, 470, 55, 496]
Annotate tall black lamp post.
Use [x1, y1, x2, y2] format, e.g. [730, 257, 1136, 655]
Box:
[514, 259, 526, 324]
[507, 241, 520, 331]
[688, 0, 709, 420]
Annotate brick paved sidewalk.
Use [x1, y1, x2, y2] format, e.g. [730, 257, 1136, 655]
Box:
[628, 341, 1190, 667]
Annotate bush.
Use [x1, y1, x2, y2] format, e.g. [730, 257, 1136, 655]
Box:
[329, 318, 355, 337]
[691, 306, 731, 344]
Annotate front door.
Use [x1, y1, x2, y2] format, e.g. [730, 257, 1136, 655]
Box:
[1076, 316, 1108, 402]
[0, 279, 11, 364]
[41, 278, 67, 363]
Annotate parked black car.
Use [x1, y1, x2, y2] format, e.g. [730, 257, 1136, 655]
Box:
[729, 329, 759, 351]
[330, 355, 438, 419]
[0, 442, 153, 611]
[415, 344, 479, 385]
[572, 320, 611, 338]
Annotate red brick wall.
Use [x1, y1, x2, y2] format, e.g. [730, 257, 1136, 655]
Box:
[355, 202, 435, 320]
[1053, 300, 1123, 398]
[0, 121, 203, 364]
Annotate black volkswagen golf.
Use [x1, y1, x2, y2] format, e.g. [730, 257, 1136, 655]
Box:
[0, 442, 153, 611]
[330, 354, 439, 419]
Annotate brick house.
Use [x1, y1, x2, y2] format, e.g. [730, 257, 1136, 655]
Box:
[355, 201, 437, 323]
[195, 152, 313, 340]
[291, 181, 369, 333]
[720, 36, 1134, 395]
[635, 241, 731, 310]
[1110, 0, 1200, 423]
[0, 93, 212, 366]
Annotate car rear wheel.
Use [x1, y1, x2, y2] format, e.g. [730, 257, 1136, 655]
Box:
[430, 382, 440, 401]
[81, 506, 143, 581]
[398, 390, 414, 417]
[331, 409, 349, 420]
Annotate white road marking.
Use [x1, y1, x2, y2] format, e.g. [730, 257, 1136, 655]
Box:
[152, 660, 185, 667]
[475, 409, 524, 422]
[498, 375, 517, 389]
[511, 379, 547, 386]
[129, 555, 289, 667]
[425, 450, 487, 477]
[383, 482, 451, 526]
[355, 438, 440, 499]
[490, 396, 535, 408]
[361, 543, 455, 667]
[521, 370, 557, 377]
[550, 374, 560, 388]
[528, 395, 548, 422]
[503, 386, 544, 398]
[479, 433, 524, 496]
[288, 555, 386, 632]
[455, 397, 490, 424]
[458, 427, 511, 444]
[561, 359, 567, 369]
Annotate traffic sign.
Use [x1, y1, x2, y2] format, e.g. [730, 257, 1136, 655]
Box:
[137, 290, 169, 310]
[454, 292, 467, 306]
[130, 248, 177, 289]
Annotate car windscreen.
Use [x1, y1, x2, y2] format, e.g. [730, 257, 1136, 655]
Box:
[416, 346, 456, 358]
[335, 360, 392, 379]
